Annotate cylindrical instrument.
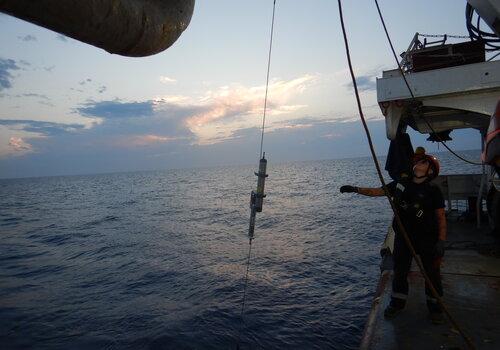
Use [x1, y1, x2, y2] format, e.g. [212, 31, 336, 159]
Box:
[248, 155, 268, 239]
[254, 156, 268, 212]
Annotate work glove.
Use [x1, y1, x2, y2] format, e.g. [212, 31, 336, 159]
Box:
[340, 185, 358, 193]
[434, 239, 445, 258]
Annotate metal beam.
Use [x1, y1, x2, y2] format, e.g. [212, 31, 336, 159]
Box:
[377, 60, 500, 105]
[377, 60, 500, 139]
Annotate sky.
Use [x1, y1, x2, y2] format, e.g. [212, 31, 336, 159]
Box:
[0, 0, 486, 178]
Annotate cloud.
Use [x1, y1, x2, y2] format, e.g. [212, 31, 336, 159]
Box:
[0, 119, 85, 137]
[0, 58, 20, 90]
[278, 122, 313, 130]
[12, 93, 54, 106]
[159, 76, 177, 84]
[115, 134, 185, 147]
[0, 106, 194, 161]
[44, 66, 55, 72]
[15, 93, 50, 101]
[320, 133, 341, 139]
[225, 126, 260, 139]
[73, 75, 316, 146]
[18, 34, 37, 42]
[344, 75, 376, 92]
[273, 116, 356, 128]
[0, 75, 318, 169]
[225, 117, 383, 155]
[38, 101, 55, 107]
[68, 98, 197, 148]
[78, 78, 92, 86]
[183, 75, 318, 143]
[98, 85, 107, 94]
[8, 137, 33, 153]
[77, 100, 155, 119]
[0, 119, 89, 158]
[154, 95, 190, 104]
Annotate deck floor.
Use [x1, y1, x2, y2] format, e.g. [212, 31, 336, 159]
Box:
[365, 219, 500, 350]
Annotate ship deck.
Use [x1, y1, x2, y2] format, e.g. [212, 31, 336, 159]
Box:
[361, 216, 500, 349]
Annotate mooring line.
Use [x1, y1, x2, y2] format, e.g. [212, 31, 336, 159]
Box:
[259, 0, 277, 159]
[235, 240, 253, 350]
[236, 1, 277, 349]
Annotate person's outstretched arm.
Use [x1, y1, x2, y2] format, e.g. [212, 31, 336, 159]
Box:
[339, 185, 385, 197]
[358, 187, 385, 197]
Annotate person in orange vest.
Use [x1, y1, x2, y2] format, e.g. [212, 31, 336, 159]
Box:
[340, 149, 447, 324]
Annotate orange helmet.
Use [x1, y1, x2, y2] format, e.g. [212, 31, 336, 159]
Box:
[424, 154, 440, 178]
[412, 146, 427, 163]
[412, 150, 440, 179]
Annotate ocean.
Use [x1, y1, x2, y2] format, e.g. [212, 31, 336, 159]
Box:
[0, 151, 482, 349]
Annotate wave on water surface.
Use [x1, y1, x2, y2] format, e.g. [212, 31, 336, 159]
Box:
[0, 151, 481, 349]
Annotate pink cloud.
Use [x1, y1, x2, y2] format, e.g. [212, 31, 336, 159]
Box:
[280, 123, 314, 129]
[112, 134, 182, 148]
[130, 134, 179, 146]
[182, 75, 318, 144]
[320, 133, 341, 139]
[8, 137, 33, 152]
[159, 76, 177, 84]
[186, 75, 316, 127]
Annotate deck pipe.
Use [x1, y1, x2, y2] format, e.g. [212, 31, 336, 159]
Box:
[0, 0, 195, 57]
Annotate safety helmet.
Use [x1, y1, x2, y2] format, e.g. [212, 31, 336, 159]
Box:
[412, 146, 427, 163]
[412, 150, 440, 179]
[423, 154, 440, 178]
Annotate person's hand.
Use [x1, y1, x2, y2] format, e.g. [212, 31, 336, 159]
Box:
[340, 185, 358, 193]
[434, 239, 445, 258]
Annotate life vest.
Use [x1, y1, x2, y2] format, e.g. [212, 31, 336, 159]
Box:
[482, 100, 500, 168]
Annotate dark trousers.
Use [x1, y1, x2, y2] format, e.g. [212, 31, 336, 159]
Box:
[391, 236, 443, 313]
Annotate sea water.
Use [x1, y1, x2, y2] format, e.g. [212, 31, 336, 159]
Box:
[0, 151, 481, 349]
